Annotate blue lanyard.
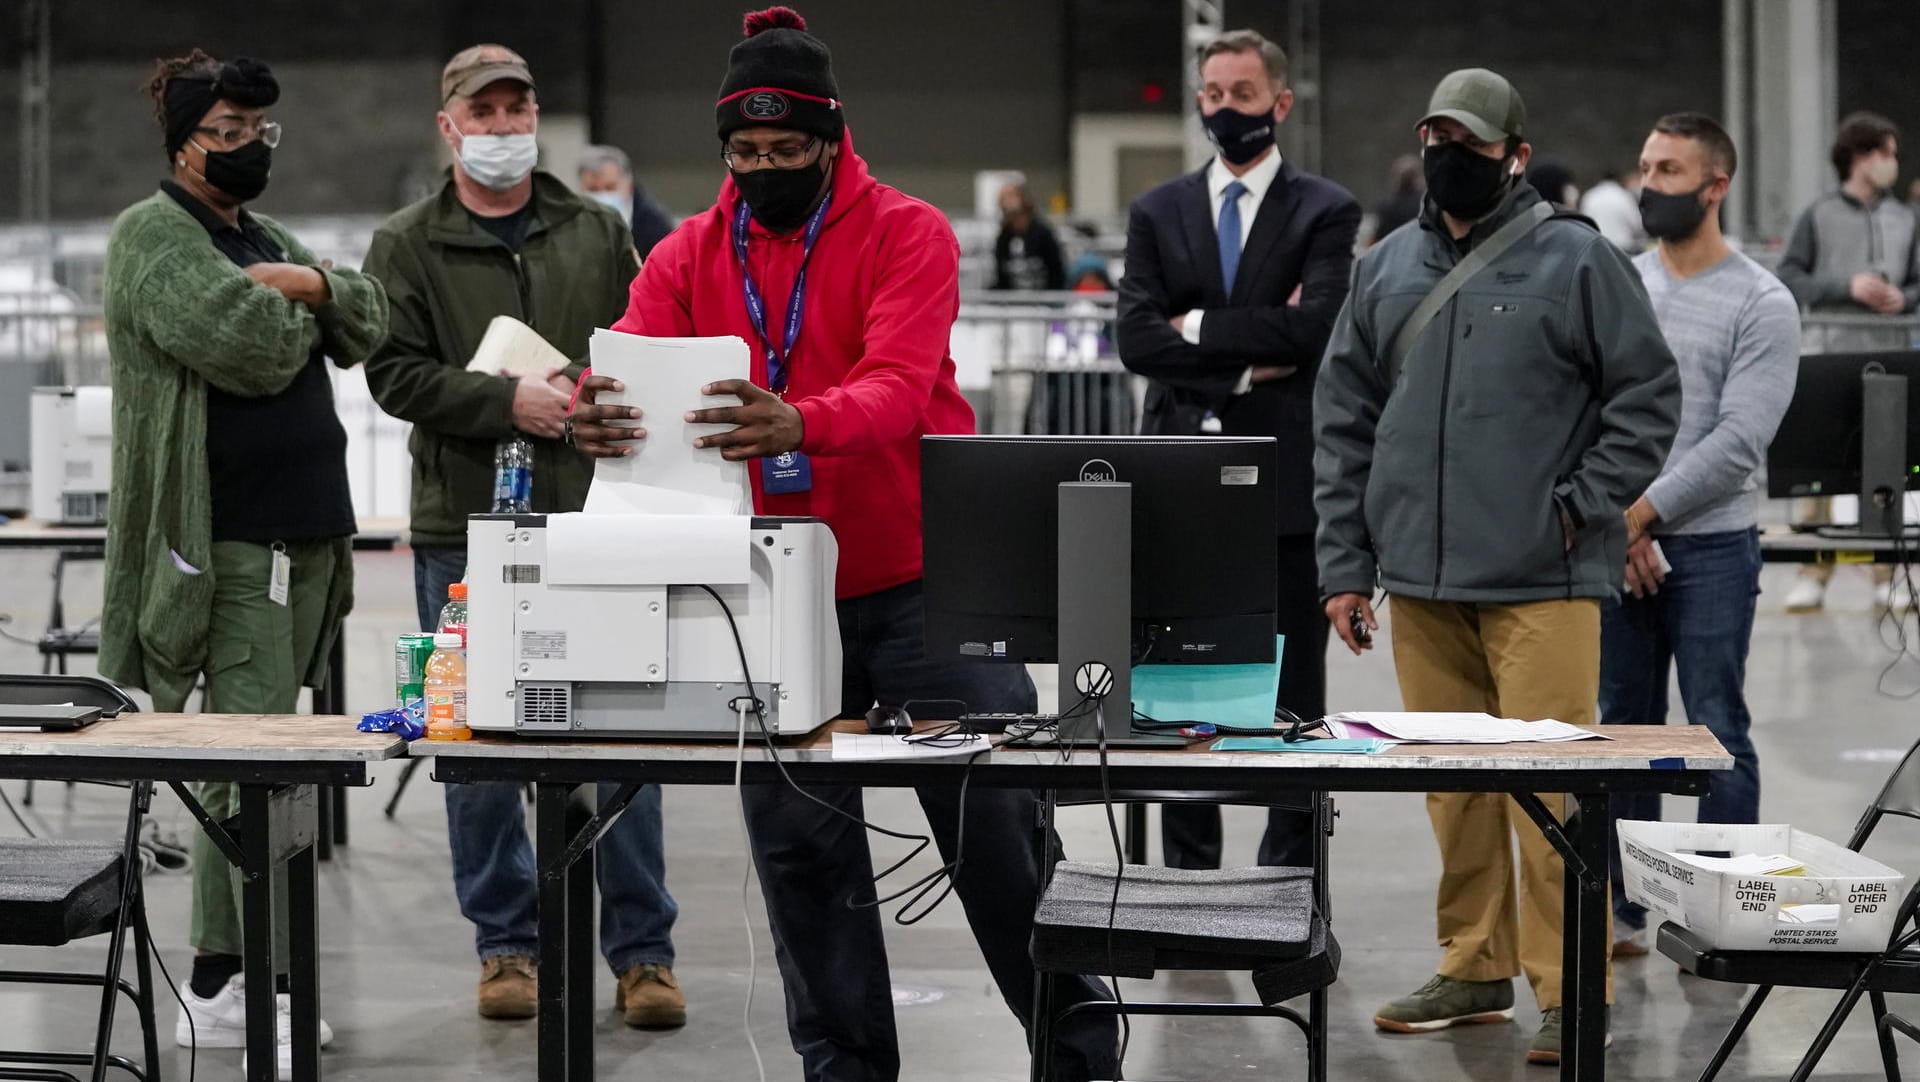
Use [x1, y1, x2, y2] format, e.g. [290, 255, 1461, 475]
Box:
[731, 194, 831, 394]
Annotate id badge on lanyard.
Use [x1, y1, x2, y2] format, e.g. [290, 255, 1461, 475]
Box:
[734, 196, 830, 495]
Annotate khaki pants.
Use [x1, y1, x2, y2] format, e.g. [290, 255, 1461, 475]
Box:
[1389, 594, 1612, 1010]
[190, 540, 338, 961]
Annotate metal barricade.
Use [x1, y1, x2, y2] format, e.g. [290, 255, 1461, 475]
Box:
[951, 291, 1142, 435]
[1799, 312, 1920, 355]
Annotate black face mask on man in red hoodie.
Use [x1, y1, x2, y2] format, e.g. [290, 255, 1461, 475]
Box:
[732, 155, 832, 232]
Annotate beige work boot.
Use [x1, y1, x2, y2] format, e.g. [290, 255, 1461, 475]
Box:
[477, 955, 538, 1020]
[616, 963, 687, 1029]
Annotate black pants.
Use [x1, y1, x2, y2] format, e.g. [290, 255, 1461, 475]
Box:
[743, 580, 1118, 1082]
[1161, 534, 1327, 868]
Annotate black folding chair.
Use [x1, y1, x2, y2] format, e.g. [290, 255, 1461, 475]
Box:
[1028, 789, 1338, 1082]
[1660, 735, 1920, 1082]
[0, 674, 161, 1082]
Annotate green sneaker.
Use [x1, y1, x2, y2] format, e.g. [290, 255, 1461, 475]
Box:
[1527, 1006, 1612, 1065]
[1373, 974, 1515, 1033]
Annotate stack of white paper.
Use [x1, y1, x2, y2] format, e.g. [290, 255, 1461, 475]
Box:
[583, 329, 752, 515]
[830, 732, 988, 761]
[1682, 853, 1806, 876]
[466, 315, 573, 377]
[1325, 711, 1608, 744]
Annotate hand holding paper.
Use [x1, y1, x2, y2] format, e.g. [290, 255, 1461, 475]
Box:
[579, 330, 752, 516]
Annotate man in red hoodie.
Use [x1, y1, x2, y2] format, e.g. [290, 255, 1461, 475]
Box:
[568, 9, 1117, 1082]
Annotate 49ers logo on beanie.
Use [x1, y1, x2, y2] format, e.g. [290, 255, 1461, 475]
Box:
[740, 90, 791, 121]
[716, 7, 846, 143]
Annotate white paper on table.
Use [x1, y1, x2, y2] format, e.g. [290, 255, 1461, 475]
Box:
[584, 330, 751, 515]
[466, 315, 573, 377]
[1325, 711, 1609, 744]
[544, 513, 749, 586]
[831, 732, 989, 761]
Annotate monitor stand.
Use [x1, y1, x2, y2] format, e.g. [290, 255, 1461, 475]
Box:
[1055, 481, 1186, 749]
[1860, 368, 1910, 540]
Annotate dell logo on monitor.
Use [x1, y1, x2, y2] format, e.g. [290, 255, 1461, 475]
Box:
[1079, 459, 1118, 483]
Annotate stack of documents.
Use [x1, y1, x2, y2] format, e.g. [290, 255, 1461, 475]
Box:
[1324, 712, 1607, 744]
[467, 315, 573, 377]
[1683, 852, 1806, 876]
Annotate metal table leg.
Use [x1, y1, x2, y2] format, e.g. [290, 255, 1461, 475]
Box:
[287, 815, 321, 1082]
[567, 802, 595, 1080]
[239, 786, 280, 1082]
[537, 783, 573, 1081]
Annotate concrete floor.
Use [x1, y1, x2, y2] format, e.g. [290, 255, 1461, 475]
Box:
[2, 545, 1919, 1081]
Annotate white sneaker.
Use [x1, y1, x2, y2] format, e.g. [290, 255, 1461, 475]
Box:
[1875, 578, 1917, 613]
[1783, 575, 1828, 612]
[174, 974, 332, 1049]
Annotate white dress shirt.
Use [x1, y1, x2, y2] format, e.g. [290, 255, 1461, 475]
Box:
[1181, 148, 1284, 392]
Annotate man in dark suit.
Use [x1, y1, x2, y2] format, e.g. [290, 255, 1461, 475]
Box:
[1117, 27, 1360, 870]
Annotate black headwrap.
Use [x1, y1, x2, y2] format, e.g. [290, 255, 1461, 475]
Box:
[162, 57, 279, 157]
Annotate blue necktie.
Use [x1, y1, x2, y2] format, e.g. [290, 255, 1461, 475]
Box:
[1218, 180, 1247, 295]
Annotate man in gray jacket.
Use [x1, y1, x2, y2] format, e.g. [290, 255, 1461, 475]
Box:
[1313, 69, 1680, 1066]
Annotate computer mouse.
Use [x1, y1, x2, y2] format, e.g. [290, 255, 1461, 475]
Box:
[864, 704, 913, 735]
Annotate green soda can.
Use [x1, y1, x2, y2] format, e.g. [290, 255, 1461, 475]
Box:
[395, 633, 436, 706]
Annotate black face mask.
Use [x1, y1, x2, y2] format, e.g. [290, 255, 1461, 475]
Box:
[733, 161, 828, 233]
[194, 138, 272, 202]
[1202, 106, 1277, 166]
[1423, 141, 1513, 221]
[1639, 181, 1713, 241]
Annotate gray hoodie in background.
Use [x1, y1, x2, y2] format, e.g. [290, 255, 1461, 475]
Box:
[1314, 184, 1682, 605]
[1776, 190, 1920, 323]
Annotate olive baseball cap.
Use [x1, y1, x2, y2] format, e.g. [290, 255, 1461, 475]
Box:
[441, 44, 535, 103]
[1420, 68, 1526, 143]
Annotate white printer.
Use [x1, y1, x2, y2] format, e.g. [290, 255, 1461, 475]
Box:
[29, 386, 112, 525]
[465, 512, 841, 739]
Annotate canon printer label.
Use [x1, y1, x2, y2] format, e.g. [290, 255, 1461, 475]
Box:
[1220, 466, 1259, 486]
[520, 631, 567, 660]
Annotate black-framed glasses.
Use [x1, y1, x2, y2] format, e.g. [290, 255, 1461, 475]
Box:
[722, 137, 818, 172]
[195, 121, 282, 150]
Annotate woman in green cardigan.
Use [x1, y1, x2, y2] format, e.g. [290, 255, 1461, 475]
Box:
[100, 50, 387, 1071]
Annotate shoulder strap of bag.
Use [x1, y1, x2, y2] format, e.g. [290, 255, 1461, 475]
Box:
[1384, 200, 1555, 388]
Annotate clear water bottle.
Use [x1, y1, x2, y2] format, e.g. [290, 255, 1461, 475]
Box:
[492, 436, 533, 514]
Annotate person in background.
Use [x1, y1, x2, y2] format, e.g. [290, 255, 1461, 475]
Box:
[578, 143, 678, 260]
[361, 44, 685, 1029]
[1315, 68, 1680, 1065]
[1773, 111, 1914, 612]
[991, 181, 1066, 290]
[568, 9, 1119, 1079]
[101, 49, 388, 1078]
[1369, 154, 1425, 246]
[1117, 28, 1361, 871]
[1525, 153, 1578, 210]
[1602, 113, 1800, 957]
[1582, 163, 1646, 251]
[1069, 252, 1114, 292]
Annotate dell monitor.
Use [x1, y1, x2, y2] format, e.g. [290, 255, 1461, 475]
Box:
[921, 435, 1280, 743]
[1767, 350, 1919, 538]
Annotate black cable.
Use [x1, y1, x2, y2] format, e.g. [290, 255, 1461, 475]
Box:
[1092, 698, 1132, 1080]
[149, 936, 196, 1082]
[696, 584, 970, 923]
[1873, 527, 1920, 699]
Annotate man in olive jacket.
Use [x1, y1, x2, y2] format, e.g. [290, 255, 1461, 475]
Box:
[362, 45, 684, 1028]
[1313, 70, 1679, 1066]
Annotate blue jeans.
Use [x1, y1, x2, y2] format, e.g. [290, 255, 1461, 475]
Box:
[414, 545, 678, 973]
[743, 580, 1118, 1082]
[1601, 528, 1763, 930]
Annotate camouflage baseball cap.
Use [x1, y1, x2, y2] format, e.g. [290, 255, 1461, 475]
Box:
[1420, 68, 1526, 143]
[441, 44, 535, 103]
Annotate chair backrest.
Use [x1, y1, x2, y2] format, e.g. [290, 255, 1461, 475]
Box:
[1849, 736, 1920, 850]
[0, 673, 138, 716]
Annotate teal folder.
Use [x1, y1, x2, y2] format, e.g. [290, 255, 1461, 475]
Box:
[1212, 737, 1391, 754]
[1131, 636, 1284, 729]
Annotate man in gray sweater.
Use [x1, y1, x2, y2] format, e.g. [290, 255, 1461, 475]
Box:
[1602, 114, 1800, 957]
[1315, 69, 1680, 1065]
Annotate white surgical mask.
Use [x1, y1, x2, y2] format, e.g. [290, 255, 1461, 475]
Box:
[1869, 154, 1900, 192]
[454, 129, 539, 191]
[586, 189, 631, 223]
